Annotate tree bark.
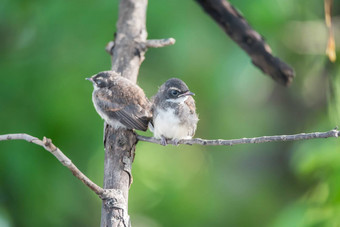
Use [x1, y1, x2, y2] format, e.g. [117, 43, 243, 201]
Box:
[101, 0, 148, 226]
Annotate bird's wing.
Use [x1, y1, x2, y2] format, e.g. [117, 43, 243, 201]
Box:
[185, 97, 198, 137]
[95, 90, 151, 131]
[111, 104, 150, 131]
[185, 96, 196, 114]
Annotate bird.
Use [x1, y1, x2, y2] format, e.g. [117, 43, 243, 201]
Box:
[86, 70, 152, 131]
[150, 78, 199, 145]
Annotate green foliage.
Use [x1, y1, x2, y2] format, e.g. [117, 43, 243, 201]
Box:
[0, 0, 339, 226]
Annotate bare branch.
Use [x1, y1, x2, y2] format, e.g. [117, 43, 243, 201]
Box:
[110, 0, 148, 83]
[195, 0, 295, 86]
[0, 133, 105, 197]
[137, 128, 339, 146]
[145, 38, 176, 48]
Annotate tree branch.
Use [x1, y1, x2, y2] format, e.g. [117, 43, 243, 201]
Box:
[137, 128, 340, 146]
[195, 0, 295, 86]
[2, 127, 337, 197]
[0, 133, 104, 196]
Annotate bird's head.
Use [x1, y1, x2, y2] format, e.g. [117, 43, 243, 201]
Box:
[159, 78, 194, 102]
[86, 71, 119, 88]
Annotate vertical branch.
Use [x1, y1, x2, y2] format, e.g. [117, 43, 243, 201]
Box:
[101, 0, 148, 226]
[101, 127, 137, 227]
[110, 0, 148, 82]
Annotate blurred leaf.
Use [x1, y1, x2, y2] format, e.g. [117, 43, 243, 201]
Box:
[324, 0, 336, 62]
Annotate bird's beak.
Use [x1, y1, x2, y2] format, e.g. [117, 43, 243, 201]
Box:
[86, 77, 93, 82]
[179, 91, 195, 97]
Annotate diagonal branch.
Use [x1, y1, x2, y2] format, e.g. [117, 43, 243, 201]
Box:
[0, 133, 104, 197]
[137, 128, 339, 146]
[195, 0, 295, 86]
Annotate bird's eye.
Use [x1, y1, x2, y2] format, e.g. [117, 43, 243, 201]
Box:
[96, 80, 104, 87]
[170, 90, 179, 96]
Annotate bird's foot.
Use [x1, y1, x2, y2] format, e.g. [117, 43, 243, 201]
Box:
[160, 136, 167, 146]
[172, 139, 180, 146]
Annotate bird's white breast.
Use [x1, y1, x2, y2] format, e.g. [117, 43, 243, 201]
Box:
[153, 107, 192, 140]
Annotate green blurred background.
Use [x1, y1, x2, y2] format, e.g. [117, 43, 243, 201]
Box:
[1, 0, 340, 226]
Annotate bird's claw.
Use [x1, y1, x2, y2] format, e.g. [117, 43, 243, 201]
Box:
[172, 139, 180, 146]
[160, 136, 167, 146]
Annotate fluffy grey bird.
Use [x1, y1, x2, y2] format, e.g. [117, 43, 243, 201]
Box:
[150, 78, 199, 145]
[87, 71, 151, 131]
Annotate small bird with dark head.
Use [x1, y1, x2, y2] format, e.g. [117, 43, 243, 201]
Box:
[87, 71, 151, 131]
[150, 78, 199, 145]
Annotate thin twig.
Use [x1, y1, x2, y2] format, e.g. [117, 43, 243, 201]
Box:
[137, 128, 339, 146]
[105, 41, 115, 54]
[0, 133, 105, 196]
[145, 38, 176, 48]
